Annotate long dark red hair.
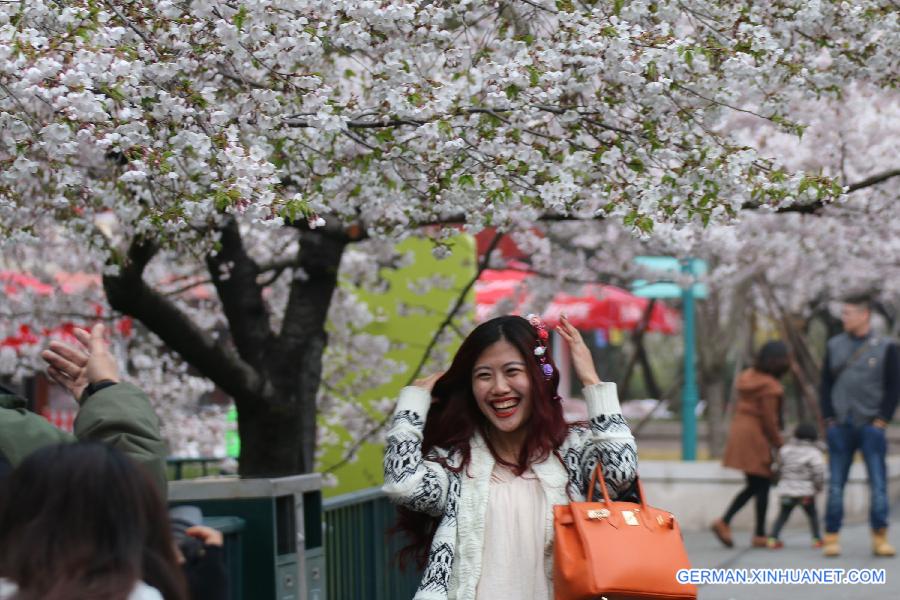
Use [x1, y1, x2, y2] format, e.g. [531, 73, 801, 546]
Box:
[394, 315, 569, 567]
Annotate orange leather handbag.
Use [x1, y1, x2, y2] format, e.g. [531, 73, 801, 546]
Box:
[553, 466, 697, 600]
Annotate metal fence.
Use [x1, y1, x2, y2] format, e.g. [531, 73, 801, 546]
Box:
[323, 487, 421, 600]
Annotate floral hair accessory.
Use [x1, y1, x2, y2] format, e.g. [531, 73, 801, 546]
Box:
[525, 314, 554, 380]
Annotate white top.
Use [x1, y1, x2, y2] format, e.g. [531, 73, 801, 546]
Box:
[475, 463, 551, 600]
[0, 578, 163, 600]
[383, 382, 637, 600]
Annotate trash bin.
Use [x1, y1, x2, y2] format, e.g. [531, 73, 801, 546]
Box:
[169, 474, 324, 600]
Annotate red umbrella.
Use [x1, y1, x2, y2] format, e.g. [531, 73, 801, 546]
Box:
[475, 269, 679, 334]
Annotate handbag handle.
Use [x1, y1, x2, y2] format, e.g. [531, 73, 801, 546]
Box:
[588, 463, 647, 509]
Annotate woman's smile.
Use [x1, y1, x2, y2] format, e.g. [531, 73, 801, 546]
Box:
[488, 396, 521, 418]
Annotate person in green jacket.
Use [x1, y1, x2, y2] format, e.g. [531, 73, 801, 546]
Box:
[0, 324, 167, 492]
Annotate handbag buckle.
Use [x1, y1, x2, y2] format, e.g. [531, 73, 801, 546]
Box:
[622, 510, 639, 526]
[656, 513, 676, 529]
[587, 508, 611, 520]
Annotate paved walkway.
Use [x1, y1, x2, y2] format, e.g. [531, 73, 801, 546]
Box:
[683, 506, 899, 599]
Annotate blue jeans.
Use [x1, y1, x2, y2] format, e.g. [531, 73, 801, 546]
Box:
[824, 422, 889, 532]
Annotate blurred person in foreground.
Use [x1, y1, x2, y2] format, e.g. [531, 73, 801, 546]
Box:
[0, 323, 167, 492]
[820, 295, 899, 557]
[0, 442, 188, 600]
[170, 506, 229, 600]
[712, 341, 789, 548]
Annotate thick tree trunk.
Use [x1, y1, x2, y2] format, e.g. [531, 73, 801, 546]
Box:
[226, 226, 346, 477]
[235, 392, 307, 476]
[105, 223, 349, 478]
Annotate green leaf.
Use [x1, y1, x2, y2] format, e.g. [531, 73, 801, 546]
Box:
[637, 216, 654, 233]
[190, 92, 208, 109]
[233, 6, 248, 31]
[280, 197, 310, 223]
[527, 65, 540, 87]
[99, 85, 126, 103]
[74, 25, 93, 41]
[214, 190, 231, 211]
[505, 84, 520, 100]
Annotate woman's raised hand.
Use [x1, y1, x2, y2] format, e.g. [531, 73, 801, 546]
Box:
[41, 323, 119, 401]
[413, 371, 444, 398]
[556, 315, 601, 387]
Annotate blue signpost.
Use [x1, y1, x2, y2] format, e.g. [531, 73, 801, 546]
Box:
[679, 259, 698, 460]
[632, 256, 706, 461]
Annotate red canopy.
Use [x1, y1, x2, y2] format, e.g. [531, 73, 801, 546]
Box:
[0, 271, 133, 349]
[475, 269, 679, 334]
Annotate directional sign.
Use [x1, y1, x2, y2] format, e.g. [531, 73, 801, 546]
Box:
[630, 256, 707, 460]
[631, 256, 708, 299]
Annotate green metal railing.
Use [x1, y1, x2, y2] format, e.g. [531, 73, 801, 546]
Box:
[323, 487, 421, 600]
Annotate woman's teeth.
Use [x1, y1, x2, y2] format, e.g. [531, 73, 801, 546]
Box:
[492, 399, 519, 410]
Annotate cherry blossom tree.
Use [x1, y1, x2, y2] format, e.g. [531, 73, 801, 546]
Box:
[2, 0, 898, 475]
[497, 82, 900, 457]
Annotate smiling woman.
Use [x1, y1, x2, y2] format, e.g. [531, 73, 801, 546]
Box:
[471, 340, 534, 450]
[382, 315, 638, 600]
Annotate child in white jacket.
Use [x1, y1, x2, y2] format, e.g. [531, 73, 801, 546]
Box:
[767, 423, 826, 548]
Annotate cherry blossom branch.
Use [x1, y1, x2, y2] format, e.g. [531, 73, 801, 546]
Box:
[283, 105, 634, 135]
[846, 168, 900, 193]
[161, 278, 213, 298]
[103, 237, 261, 400]
[101, 0, 161, 60]
[741, 167, 900, 213]
[514, 0, 557, 14]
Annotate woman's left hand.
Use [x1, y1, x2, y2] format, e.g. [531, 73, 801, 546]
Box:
[556, 314, 601, 387]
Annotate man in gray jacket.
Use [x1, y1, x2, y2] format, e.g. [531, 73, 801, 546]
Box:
[820, 296, 899, 557]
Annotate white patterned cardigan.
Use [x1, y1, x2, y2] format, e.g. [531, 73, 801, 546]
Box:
[383, 382, 638, 600]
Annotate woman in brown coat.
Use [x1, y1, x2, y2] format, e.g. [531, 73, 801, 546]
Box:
[711, 341, 789, 548]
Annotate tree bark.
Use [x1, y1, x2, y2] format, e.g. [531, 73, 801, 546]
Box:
[756, 277, 824, 432]
[104, 225, 348, 478]
[103, 237, 260, 400]
[234, 391, 307, 477]
[695, 271, 754, 459]
[703, 378, 728, 459]
[239, 228, 348, 476]
[621, 300, 660, 400]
